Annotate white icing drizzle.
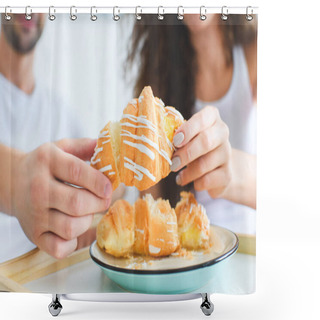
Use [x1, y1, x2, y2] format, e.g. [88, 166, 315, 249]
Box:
[121, 129, 172, 165]
[159, 148, 172, 166]
[91, 147, 103, 164]
[153, 97, 165, 108]
[167, 229, 174, 233]
[149, 244, 161, 254]
[159, 239, 164, 242]
[119, 109, 178, 170]
[167, 221, 177, 225]
[129, 99, 137, 108]
[138, 95, 144, 103]
[165, 107, 184, 121]
[99, 165, 112, 173]
[124, 157, 156, 182]
[121, 114, 158, 135]
[91, 158, 101, 165]
[189, 203, 195, 214]
[120, 122, 160, 137]
[198, 204, 206, 214]
[135, 228, 144, 234]
[166, 137, 175, 151]
[123, 140, 155, 160]
[108, 172, 115, 175]
[98, 130, 110, 139]
[102, 139, 111, 144]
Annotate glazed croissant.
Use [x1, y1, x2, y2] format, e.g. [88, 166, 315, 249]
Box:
[97, 192, 211, 258]
[90, 86, 184, 191]
[97, 194, 179, 258]
[175, 192, 210, 250]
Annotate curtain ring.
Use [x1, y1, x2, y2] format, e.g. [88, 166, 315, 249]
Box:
[221, 6, 228, 21]
[246, 6, 253, 21]
[113, 6, 120, 21]
[177, 6, 184, 21]
[135, 6, 142, 21]
[70, 6, 77, 21]
[4, 6, 12, 21]
[90, 6, 97, 21]
[157, 6, 164, 21]
[48, 6, 56, 21]
[200, 6, 207, 21]
[25, 6, 32, 21]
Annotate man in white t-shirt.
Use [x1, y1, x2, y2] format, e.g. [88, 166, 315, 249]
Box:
[0, 13, 113, 263]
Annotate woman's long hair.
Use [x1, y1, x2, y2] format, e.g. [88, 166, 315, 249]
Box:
[127, 14, 257, 206]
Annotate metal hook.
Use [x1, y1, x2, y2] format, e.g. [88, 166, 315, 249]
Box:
[200, 6, 207, 21]
[25, 6, 32, 21]
[135, 6, 142, 21]
[70, 6, 77, 21]
[113, 6, 120, 21]
[48, 6, 56, 21]
[157, 6, 164, 21]
[177, 6, 184, 21]
[90, 6, 97, 21]
[221, 6, 228, 21]
[246, 6, 253, 21]
[4, 6, 12, 21]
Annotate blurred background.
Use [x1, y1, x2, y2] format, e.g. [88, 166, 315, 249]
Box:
[29, 14, 134, 137]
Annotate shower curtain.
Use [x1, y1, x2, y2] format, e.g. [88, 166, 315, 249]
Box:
[0, 10, 256, 296]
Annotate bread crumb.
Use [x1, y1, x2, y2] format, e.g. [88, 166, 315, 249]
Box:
[171, 248, 193, 259]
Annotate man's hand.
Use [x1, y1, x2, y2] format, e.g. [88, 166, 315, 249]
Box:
[11, 138, 112, 259]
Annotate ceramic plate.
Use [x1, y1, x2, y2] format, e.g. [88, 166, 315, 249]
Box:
[90, 225, 238, 294]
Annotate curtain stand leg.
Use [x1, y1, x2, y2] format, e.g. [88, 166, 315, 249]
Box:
[48, 294, 63, 317]
[200, 293, 214, 316]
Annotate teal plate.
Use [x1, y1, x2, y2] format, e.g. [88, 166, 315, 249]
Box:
[90, 225, 238, 294]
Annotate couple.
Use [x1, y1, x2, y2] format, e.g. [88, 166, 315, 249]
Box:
[0, 13, 257, 262]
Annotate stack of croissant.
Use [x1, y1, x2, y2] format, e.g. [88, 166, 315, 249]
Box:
[97, 192, 211, 258]
[91, 86, 211, 258]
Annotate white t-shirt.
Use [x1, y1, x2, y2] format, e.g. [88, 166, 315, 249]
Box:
[193, 46, 256, 235]
[0, 73, 83, 263]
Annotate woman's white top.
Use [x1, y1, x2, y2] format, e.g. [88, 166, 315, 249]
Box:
[193, 45, 256, 235]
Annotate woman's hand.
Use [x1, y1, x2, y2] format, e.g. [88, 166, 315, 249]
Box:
[10, 138, 112, 259]
[171, 106, 232, 199]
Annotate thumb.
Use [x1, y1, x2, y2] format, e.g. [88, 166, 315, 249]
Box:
[55, 138, 97, 161]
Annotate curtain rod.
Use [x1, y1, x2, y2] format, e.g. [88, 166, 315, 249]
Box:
[0, 6, 259, 15]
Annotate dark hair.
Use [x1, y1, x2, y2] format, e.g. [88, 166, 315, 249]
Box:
[127, 14, 257, 205]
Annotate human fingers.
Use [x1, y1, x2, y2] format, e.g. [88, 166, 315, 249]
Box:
[176, 144, 231, 186]
[55, 138, 97, 162]
[51, 145, 112, 199]
[171, 121, 229, 172]
[37, 232, 78, 259]
[172, 106, 219, 148]
[47, 209, 94, 241]
[76, 228, 97, 250]
[193, 164, 232, 197]
[49, 180, 110, 216]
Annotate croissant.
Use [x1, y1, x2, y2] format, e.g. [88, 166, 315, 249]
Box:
[96, 199, 134, 258]
[97, 194, 179, 258]
[97, 192, 211, 258]
[90, 86, 184, 191]
[175, 192, 210, 250]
